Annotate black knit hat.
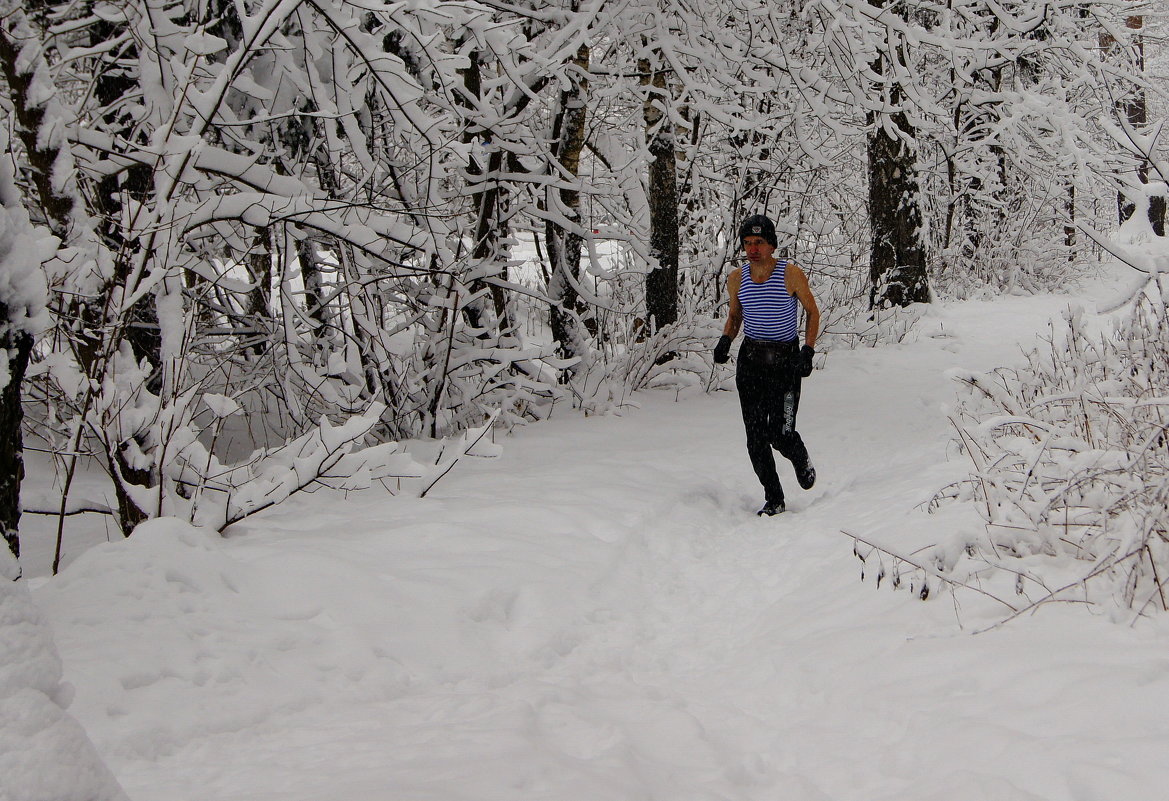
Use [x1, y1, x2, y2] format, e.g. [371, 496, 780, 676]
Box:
[739, 214, 777, 248]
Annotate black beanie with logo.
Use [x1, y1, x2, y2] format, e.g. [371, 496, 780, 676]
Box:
[738, 214, 778, 248]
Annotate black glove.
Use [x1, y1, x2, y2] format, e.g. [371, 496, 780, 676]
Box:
[713, 335, 732, 364]
[798, 344, 815, 377]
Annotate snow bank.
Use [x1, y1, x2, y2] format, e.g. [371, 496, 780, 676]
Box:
[0, 552, 127, 801]
[32, 517, 420, 764]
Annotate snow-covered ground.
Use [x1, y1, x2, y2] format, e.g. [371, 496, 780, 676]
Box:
[21, 275, 1169, 800]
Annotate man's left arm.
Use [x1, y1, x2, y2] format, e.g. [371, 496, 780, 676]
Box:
[788, 263, 819, 348]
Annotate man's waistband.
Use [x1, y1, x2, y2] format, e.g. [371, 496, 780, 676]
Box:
[743, 337, 799, 351]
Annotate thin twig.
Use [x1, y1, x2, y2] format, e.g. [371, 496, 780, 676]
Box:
[842, 529, 1019, 612]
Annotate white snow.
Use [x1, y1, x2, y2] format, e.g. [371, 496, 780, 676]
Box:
[202, 393, 241, 419]
[0, 551, 127, 801]
[19, 273, 1169, 800]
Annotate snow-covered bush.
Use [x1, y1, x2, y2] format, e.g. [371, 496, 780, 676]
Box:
[3, 0, 540, 546]
[819, 302, 933, 350]
[940, 275, 1169, 619]
[160, 401, 498, 529]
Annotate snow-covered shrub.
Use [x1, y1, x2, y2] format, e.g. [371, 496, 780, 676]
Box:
[167, 400, 500, 528]
[608, 316, 714, 400]
[940, 275, 1169, 619]
[819, 301, 931, 350]
[921, 153, 1089, 300]
[2, 0, 545, 546]
[155, 401, 397, 531]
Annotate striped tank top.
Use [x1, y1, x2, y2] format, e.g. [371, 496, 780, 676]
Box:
[739, 261, 798, 341]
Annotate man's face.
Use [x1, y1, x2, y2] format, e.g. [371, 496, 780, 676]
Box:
[742, 235, 775, 264]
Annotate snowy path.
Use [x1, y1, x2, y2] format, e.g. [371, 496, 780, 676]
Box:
[33, 294, 1169, 800]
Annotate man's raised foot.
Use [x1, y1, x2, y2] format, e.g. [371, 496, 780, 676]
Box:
[795, 457, 816, 490]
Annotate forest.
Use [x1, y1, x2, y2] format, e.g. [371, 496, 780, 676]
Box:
[0, 0, 1165, 605]
[4, 1, 1169, 797]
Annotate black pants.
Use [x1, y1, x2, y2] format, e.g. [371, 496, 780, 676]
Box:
[735, 338, 810, 505]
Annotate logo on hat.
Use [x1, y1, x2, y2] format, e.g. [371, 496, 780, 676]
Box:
[751, 225, 762, 233]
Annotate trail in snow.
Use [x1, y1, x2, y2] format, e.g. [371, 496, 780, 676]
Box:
[32, 291, 1169, 801]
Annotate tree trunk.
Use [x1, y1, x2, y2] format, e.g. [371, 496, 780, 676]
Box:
[0, 10, 67, 556]
[470, 148, 514, 332]
[0, 328, 31, 563]
[0, 15, 78, 241]
[546, 43, 592, 374]
[299, 238, 332, 342]
[867, 9, 930, 308]
[89, 17, 159, 531]
[458, 46, 512, 334]
[868, 122, 929, 307]
[1108, 13, 1164, 234]
[1124, 26, 1164, 234]
[92, 17, 163, 383]
[641, 50, 679, 331]
[245, 228, 273, 355]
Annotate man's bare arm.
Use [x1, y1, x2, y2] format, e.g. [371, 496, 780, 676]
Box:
[723, 269, 743, 338]
[788, 263, 819, 347]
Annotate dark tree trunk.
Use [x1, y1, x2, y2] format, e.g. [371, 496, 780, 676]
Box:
[90, 17, 159, 530]
[457, 47, 512, 333]
[0, 328, 32, 563]
[2, 11, 157, 536]
[92, 17, 163, 379]
[0, 14, 66, 559]
[470, 147, 513, 332]
[0, 20, 78, 240]
[868, 122, 929, 307]
[1113, 15, 1164, 235]
[546, 43, 591, 373]
[299, 238, 331, 342]
[245, 228, 273, 355]
[867, 8, 930, 308]
[641, 51, 678, 331]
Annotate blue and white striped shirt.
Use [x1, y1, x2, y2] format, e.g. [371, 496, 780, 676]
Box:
[739, 261, 798, 341]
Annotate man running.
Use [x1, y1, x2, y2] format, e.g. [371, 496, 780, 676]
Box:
[713, 214, 820, 516]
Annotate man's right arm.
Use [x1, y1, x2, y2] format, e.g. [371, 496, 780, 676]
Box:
[723, 270, 742, 338]
[714, 271, 740, 364]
